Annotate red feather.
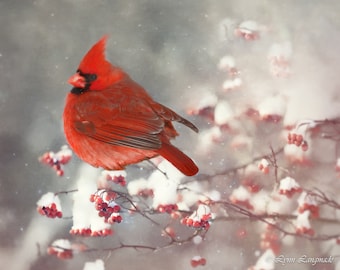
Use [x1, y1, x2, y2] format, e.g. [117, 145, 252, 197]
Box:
[63, 36, 198, 176]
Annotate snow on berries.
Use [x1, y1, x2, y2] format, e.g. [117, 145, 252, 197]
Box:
[37, 192, 62, 218]
[284, 143, 311, 165]
[229, 186, 254, 210]
[218, 55, 239, 76]
[83, 259, 105, 270]
[157, 203, 178, 214]
[90, 190, 123, 224]
[181, 204, 212, 230]
[295, 211, 315, 236]
[127, 178, 153, 197]
[148, 171, 180, 213]
[278, 177, 302, 198]
[186, 91, 217, 122]
[241, 178, 262, 193]
[258, 158, 270, 174]
[218, 55, 242, 92]
[297, 192, 319, 218]
[101, 170, 127, 187]
[70, 165, 114, 237]
[257, 95, 286, 122]
[214, 100, 234, 126]
[287, 132, 308, 151]
[39, 145, 72, 176]
[190, 255, 207, 268]
[222, 77, 242, 92]
[47, 239, 73, 260]
[234, 20, 262, 40]
[268, 42, 292, 78]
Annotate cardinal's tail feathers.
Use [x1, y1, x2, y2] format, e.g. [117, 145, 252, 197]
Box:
[152, 103, 199, 133]
[158, 143, 198, 176]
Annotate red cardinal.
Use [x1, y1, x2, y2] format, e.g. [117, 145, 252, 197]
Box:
[63, 36, 199, 176]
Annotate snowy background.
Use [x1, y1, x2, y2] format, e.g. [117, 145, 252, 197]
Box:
[1, 0, 340, 269]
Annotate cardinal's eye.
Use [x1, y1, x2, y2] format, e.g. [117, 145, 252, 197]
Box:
[86, 74, 97, 83]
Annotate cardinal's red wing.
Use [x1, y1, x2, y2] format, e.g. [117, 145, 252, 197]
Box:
[73, 96, 164, 150]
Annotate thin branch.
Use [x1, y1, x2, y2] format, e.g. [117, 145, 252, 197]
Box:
[54, 189, 79, 196]
[193, 146, 285, 181]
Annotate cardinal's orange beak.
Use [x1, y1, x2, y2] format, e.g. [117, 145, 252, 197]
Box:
[68, 73, 86, 88]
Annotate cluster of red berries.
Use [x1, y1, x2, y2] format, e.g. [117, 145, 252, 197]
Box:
[190, 256, 207, 267]
[37, 203, 62, 218]
[70, 228, 113, 237]
[260, 227, 281, 255]
[234, 27, 259, 40]
[258, 158, 269, 174]
[187, 106, 215, 122]
[279, 183, 303, 198]
[47, 240, 73, 259]
[278, 187, 303, 198]
[296, 226, 315, 236]
[90, 228, 114, 237]
[229, 197, 254, 211]
[157, 204, 178, 214]
[181, 213, 211, 230]
[261, 114, 282, 123]
[39, 146, 72, 176]
[287, 133, 308, 151]
[90, 192, 123, 224]
[278, 177, 302, 198]
[70, 228, 92, 236]
[298, 202, 319, 218]
[106, 174, 126, 186]
[47, 246, 73, 259]
[242, 179, 261, 193]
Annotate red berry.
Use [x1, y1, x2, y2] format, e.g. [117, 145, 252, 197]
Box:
[296, 134, 303, 143]
[294, 140, 302, 147]
[47, 247, 57, 255]
[95, 197, 103, 204]
[115, 215, 122, 223]
[291, 133, 297, 141]
[201, 214, 211, 221]
[191, 260, 199, 267]
[287, 133, 292, 141]
[301, 141, 308, 151]
[112, 205, 121, 212]
[186, 218, 194, 226]
[193, 221, 201, 228]
[199, 258, 206, 265]
[89, 194, 95, 202]
[57, 250, 73, 260]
